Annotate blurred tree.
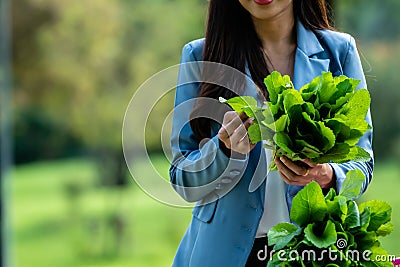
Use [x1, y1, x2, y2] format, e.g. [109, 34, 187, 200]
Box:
[13, 0, 400, 169]
[336, 0, 400, 42]
[12, 0, 81, 163]
[12, 0, 206, 185]
[336, 0, 400, 161]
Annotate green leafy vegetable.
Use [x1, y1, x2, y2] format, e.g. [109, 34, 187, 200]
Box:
[221, 71, 393, 266]
[266, 170, 394, 266]
[290, 181, 327, 227]
[358, 200, 392, 232]
[339, 169, 366, 199]
[267, 222, 302, 250]
[219, 71, 372, 169]
[304, 220, 337, 248]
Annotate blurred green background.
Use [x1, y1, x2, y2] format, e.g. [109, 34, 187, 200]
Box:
[2, 0, 400, 266]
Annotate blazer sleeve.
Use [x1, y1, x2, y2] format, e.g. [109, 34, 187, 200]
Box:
[329, 36, 374, 195]
[169, 43, 248, 203]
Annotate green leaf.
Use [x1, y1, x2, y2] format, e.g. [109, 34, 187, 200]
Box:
[332, 220, 345, 233]
[274, 132, 296, 156]
[361, 246, 394, 267]
[348, 146, 371, 162]
[325, 117, 349, 139]
[317, 72, 337, 104]
[331, 92, 354, 114]
[297, 140, 323, 159]
[337, 196, 348, 222]
[337, 89, 371, 121]
[268, 94, 285, 117]
[359, 200, 392, 232]
[326, 196, 347, 222]
[262, 105, 275, 124]
[344, 200, 360, 229]
[345, 124, 371, 146]
[219, 96, 258, 114]
[376, 222, 394, 237]
[301, 102, 317, 119]
[327, 114, 371, 147]
[267, 252, 291, 267]
[267, 222, 302, 250]
[283, 89, 304, 113]
[325, 188, 337, 201]
[297, 111, 321, 146]
[267, 114, 288, 132]
[325, 116, 371, 148]
[354, 230, 378, 251]
[333, 75, 348, 85]
[304, 220, 337, 248]
[360, 206, 371, 231]
[247, 122, 276, 144]
[330, 77, 359, 104]
[311, 143, 350, 164]
[242, 105, 264, 119]
[300, 74, 322, 94]
[290, 181, 327, 227]
[316, 102, 333, 120]
[313, 145, 370, 164]
[339, 169, 366, 200]
[301, 90, 318, 103]
[264, 71, 291, 105]
[247, 123, 262, 144]
[316, 121, 336, 152]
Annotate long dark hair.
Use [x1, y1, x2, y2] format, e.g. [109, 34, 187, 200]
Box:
[190, 0, 333, 140]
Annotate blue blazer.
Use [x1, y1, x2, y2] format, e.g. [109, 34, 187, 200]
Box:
[169, 22, 373, 267]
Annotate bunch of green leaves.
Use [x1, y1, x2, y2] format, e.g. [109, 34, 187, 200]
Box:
[266, 170, 394, 267]
[219, 71, 371, 169]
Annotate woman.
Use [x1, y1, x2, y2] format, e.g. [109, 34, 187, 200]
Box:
[169, 0, 373, 266]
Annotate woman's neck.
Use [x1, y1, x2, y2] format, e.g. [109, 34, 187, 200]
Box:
[251, 6, 296, 78]
[252, 8, 296, 54]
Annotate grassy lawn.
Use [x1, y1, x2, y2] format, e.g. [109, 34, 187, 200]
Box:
[359, 160, 400, 256]
[10, 157, 192, 267]
[9, 157, 400, 266]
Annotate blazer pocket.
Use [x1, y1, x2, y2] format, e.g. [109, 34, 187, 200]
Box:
[191, 199, 218, 223]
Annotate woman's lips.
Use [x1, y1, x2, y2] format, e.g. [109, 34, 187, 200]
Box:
[254, 0, 273, 5]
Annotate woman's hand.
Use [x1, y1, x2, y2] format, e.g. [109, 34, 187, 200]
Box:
[218, 111, 256, 156]
[274, 156, 335, 189]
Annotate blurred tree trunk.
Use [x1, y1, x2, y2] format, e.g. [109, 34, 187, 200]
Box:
[96, 148, 128, 187]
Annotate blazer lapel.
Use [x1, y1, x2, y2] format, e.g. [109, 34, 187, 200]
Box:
[293, 22, 330, 89]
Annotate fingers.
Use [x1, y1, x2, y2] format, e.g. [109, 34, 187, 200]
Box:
[301, 158, 317, 168]
[274, 156, 312, 186]
[218, 111, 255, 154]
[229, 123, 248, 145]
[239, 111, 249, 121]
[278, 169, 312, 186]
[274, 157, 335, 188]
[280, 156, 310, 176]
[239, 112, 255, 131]
[243, 117, 254, 131]
[219, 112, 243, 137]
